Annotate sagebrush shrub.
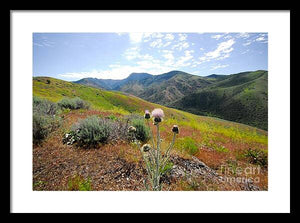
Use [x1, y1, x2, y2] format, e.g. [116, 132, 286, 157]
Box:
[70, 115, 111, 147]
[131, 118, 150, 143]
[33, 96, 61, 144]
[73, 97, 90, 109]
[33, 114, 51, 143]
[65, 115, 134, 146]
[33, 96, 59, 116]
[58, 97, 90, 110]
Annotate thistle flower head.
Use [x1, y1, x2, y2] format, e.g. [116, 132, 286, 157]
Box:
[128, 126, 136, 133]
[144, 110, 151, 119]
[152, 108, 164, 123]
[172, 125, 179, 134]
[152, 108, 164, 118]
[141, 144, 152, 152]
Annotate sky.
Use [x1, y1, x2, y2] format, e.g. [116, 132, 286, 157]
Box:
[33, 32, 268, 81]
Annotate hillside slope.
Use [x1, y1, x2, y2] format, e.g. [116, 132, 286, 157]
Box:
[74, 73, 153, 90]
[74, 70, 268, 130]
[75, 70, 217, 105]
[170, 70, 268, 130]
[33, 76, 268, 191]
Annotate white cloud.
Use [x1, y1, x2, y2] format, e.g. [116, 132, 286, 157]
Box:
[129, 33, 144, 43]
[255, 34, 268, 43]
[256, 36, 265, 41]
[142, 33, 153, 42]
[59, 72, 92, 80]
[146, 33, 176, 48]
[242, 33, 268, 46]
[152, 32, 164, 38]
[123, 47, 140, 60]
[165, 33, 175, 41]
[174, 50, 194, 67]
[211, 34, 223, 40]
[185, 49, 194, 55]
[140, 54, 154, 60]
[224, 35, 232, 39]
[144, 33, 191, 50]
[178, 33, 187, 41]
[150, 39, 164, 48]
[243, 41, 252, 46]
[236, 32, 250, 39]
[161, 50, 175, 66]
[33, 42, 44, 47]
[163, 52, 174, 61]
[241, 49, 250, 54]
[143, 32, 164, 43]
[123, 47, 155, 61]
[59, 60, 177, 81]
[199, 39, 235, 63]
[33, 37, 55, 47]
[163, 41, 172, 47]
[172, 41, 189, 51]
[210, 64, 229, 70]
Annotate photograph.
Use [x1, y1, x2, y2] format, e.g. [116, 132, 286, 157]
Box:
[32, 32, 268, 191]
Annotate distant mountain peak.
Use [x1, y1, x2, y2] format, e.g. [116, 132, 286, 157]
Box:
[126, 72, 152, 80]
[206, 74, 224, 77]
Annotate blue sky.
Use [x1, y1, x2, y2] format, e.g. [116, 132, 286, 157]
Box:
[33, 32, 268, 81]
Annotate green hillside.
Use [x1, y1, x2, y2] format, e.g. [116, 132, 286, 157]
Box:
[33, 76, 267, 144]
[73, 70, 268, 130]
[171, 70, 268, 130]
[33, 76, 145, 115]
[135, 72, 213, 105]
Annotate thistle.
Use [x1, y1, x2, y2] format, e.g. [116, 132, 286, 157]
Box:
[172, 125, 179, 134]
[129, 108, 178, 191]
[144, 110, 151, 120]
[128, 126, 137, 133]
[152, 108, 164, 124]
[141, 144, 152, 152]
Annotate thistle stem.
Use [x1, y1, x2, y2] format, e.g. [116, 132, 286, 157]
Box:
[161, 133, 176, 171]
[155, 123, 161, 190]
[147, 120, 156, 150]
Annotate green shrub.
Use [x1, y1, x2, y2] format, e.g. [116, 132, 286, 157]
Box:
[214, 144, 229, 153]
[73, 97, 90, 109]
[57, 97, 90, 110]
[105, 114, 118, 121]
[67, 175, 92, 191]
[71, 115, 111, 147]
[160, 161, 173, 175]
[244, 148, 268, 168]
[33, 114, 51, 143]
[176, 137, 198, 155]
[33, 96, 61, 144]
[33, 96, 59, 116]
[131, 118, 150, 143]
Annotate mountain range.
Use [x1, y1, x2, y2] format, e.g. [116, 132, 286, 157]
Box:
[74, 70, 268, 130]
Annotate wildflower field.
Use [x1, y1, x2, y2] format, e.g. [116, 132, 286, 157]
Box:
[33, 77, 268, 191]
